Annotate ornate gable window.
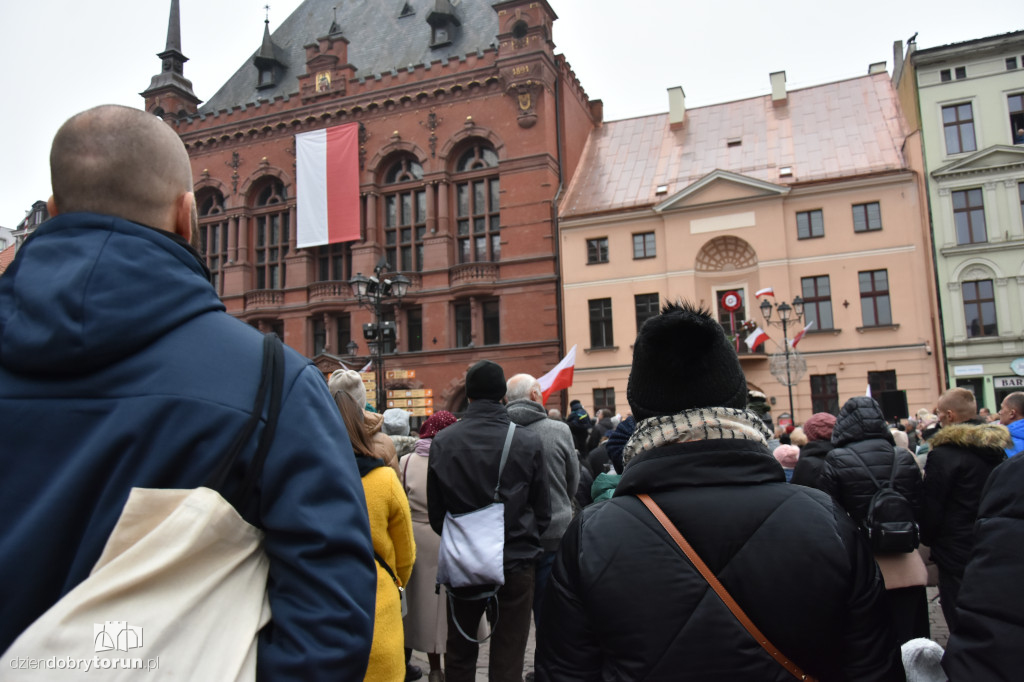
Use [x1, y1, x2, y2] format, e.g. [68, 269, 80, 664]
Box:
[196, 189, 228, 294]
[454, 142, 500, 264]
[382, 155, 426, 273]
[251, 178, 289, 290]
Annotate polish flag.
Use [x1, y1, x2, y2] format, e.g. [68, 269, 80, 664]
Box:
[745, 327, 770, 352]
[360, 360, 373, 373]
[538, 345, 577, 405]
[789, 321, 815, 349]
[296, 123, 361, 248]
[754, 287, 775, 299]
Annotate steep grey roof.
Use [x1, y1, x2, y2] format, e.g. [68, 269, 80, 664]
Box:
[201, 0, 500, 114]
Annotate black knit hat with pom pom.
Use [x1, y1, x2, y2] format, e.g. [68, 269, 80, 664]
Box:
[627, 301, 747, 421]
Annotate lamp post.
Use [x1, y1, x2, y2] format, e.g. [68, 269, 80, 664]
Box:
[348, 256, 411, 410]
[759, 295, 805, 424]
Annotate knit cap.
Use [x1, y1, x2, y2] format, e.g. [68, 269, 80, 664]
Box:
[382, 408, 411, 437]
[465, 360, 507, 401]
[329, 369, 366, 407]
[773, 444, 800, 469]
[802, 412, 837, 442]
[627, 301, 747, 421]
[420, 410, 457, 439]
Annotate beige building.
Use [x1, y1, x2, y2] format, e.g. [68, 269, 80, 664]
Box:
[558, 71, 944, 423]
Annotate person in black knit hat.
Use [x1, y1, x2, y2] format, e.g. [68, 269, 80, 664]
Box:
[536, 302, 903, 681]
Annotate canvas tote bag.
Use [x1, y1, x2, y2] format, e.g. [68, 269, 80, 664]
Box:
[436, 422, 516, 591]
[1, 334, 284, 681]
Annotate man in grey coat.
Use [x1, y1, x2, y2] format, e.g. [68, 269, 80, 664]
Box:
[506, 373, 580, 631]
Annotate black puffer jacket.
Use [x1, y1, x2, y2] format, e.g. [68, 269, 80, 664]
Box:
[427, 399, 551, 568]
[921, 420, 1008, 576]
[536, 437, 903, 681]
[818, 397, 923, 526]
[943, 453, 1023, 681]
[790, 438, 832, 488]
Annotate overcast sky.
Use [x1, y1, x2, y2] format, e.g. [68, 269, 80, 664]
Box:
[1, 0, 1020, 229]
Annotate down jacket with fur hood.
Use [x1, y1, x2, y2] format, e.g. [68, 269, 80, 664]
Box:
[921, 420, 1008, 576]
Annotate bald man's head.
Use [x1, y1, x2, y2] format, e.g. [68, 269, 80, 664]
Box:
[937, 387, 977, 426]
[49, 105, 194, 234]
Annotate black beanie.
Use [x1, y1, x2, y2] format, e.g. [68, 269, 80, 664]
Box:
[627, 301, 747, 421]
[465, 360, 507, 401]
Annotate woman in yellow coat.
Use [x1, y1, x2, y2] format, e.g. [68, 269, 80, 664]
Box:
[336, 390, 416, 681]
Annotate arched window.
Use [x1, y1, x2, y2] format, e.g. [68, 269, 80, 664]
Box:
[251, 178, 289, 290]
[196, 188, 228, 294]
[382, 155, 426, 273]
[454, 142, 500, 263]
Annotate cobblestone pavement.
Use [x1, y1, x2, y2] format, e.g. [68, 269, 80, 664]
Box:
[411, 587, 949, 680]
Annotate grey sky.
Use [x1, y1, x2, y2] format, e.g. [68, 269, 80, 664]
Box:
[0, 0, 1019, 228]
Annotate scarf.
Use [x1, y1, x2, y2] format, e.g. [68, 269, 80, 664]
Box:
[622, 407, 773, 468]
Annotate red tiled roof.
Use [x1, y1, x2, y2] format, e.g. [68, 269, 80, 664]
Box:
[560, 73, 908, 218]
[0, 244, 15, 276]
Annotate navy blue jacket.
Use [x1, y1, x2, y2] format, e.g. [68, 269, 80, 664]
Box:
[0, 213, 376, 679]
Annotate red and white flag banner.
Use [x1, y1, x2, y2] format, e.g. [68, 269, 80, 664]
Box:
[296, 123, 361, 248]
[745, 327, 770, 352]
[789, 320, 815, 349]
[538, 345, 577, 405]
[754, 287, 775, 299]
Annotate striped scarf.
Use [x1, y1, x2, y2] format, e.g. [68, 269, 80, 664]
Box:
[622, 407, 773, 468]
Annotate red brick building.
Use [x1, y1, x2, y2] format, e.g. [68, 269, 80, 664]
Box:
[143, 0, 598, 414]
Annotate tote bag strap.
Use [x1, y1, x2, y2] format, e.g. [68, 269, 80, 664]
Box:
[492, 422, 517, 502]
[636, 493, 816, 682]
[205, 333, 286, 519]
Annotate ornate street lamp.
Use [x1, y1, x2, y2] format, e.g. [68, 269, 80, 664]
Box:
[760, 295, 807, 424]
[348, 256, 411, 410]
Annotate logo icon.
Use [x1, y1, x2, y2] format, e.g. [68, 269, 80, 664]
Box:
[94, 622, 143, 653]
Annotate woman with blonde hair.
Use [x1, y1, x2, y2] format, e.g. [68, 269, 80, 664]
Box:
[330, 369, 399, 473]
[335, 389, 416, 681]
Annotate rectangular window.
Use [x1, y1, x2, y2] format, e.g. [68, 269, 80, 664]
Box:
[337, 314, 351, 355]
[407, 307, 423, 352]
[1008, 57, 1019, 71]
[593, 387, 616, 414]
[940, 69, 952, 82]
[963, 280, 998, 337]
[800, 276, 834, 330]
[955, 66, 967, 79]
[1009, 94, 1024, 145]
[254, 212, 288, 290]
[810, 374, 839, 415]
[859, 269, 892, 327]
[384, 189, 427, 273]
[316, 243, 349, 282]
[635, 293, 660, 332]
[943, 103, 977, 154]
[456, 178, 500, 264]
[796, 209, 824, 239]
[588, 298, 614, 349]
[198, 219, 229, 295]
[587, 238, 609, 264]
[454, 302, 472, 348]
[715, 289, 747, 332]
[952, 188, 988, 244]
[852, 202, 882, 232]
[483, 300, 500, 346]
[868, 370, 898, 396]
[312, 317, 326, 356]
[632, 232, 656, 259]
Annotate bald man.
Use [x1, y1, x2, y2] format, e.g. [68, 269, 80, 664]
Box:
[0, 106, 375, 679]
[997, 391, 1024, 457]
[921, 388, 1008, 633]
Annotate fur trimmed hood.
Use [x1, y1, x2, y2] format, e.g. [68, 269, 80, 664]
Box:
[930, 422, 1011, 451]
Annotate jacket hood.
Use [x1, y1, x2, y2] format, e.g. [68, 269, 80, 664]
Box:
[0, 213, 223, 376]
[363, 410, 385, 437]
[506, 398, 547, 426]
[931, 422, 1012, 454]
[831, 396, 895, 447]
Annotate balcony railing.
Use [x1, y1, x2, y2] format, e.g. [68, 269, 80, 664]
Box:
[450, 262, 498, 286]
[244, 289, 284, 309]
[308, 281, 350, 301]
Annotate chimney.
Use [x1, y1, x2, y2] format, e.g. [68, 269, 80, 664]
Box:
[770, 71, 787, 103]
[868, 61, 887, 75]
[668, 86, 685, 130]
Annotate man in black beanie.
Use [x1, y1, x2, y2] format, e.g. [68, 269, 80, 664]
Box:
[428, 360, 551, 682]
[536, 302, 903, 681]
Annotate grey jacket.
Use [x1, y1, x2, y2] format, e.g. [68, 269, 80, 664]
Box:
[507, 398, 580, 550]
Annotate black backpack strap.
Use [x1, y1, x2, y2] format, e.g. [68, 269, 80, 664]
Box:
[205, 333, 286, 519]
[846, 448, 885, 491]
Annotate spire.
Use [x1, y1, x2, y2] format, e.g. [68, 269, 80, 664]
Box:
[253, 11, 284, 90]
[141, 0, 200, 119]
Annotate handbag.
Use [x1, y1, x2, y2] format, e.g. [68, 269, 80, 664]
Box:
[637, 493, 817, 682]
[375, 552, 408, 618]
[0, 333, 284, 681]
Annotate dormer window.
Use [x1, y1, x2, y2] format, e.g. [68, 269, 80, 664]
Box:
[427, 0, 460, 49]
[258, 66, 276, 89]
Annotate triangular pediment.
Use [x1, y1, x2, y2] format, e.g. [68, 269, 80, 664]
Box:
[654, 170, 790, 213]
[932, 145, 1024, 178]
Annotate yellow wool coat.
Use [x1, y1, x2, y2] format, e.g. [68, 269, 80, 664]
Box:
[361, 464, 416, 682]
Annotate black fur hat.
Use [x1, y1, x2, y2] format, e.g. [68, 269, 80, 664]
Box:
[627, 301, 747, 421]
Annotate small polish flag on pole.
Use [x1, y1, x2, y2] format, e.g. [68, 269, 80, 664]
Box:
[296, 123, 361, 248]
[789, 320, 815, 349]
[538, 345, 577, 405]
[754, 287, 775, 299]
[745, 327, 770, 352]
[360, 360, 373, 373]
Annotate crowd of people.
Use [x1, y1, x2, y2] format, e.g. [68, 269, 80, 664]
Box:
[3, 104, 1024, 681]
